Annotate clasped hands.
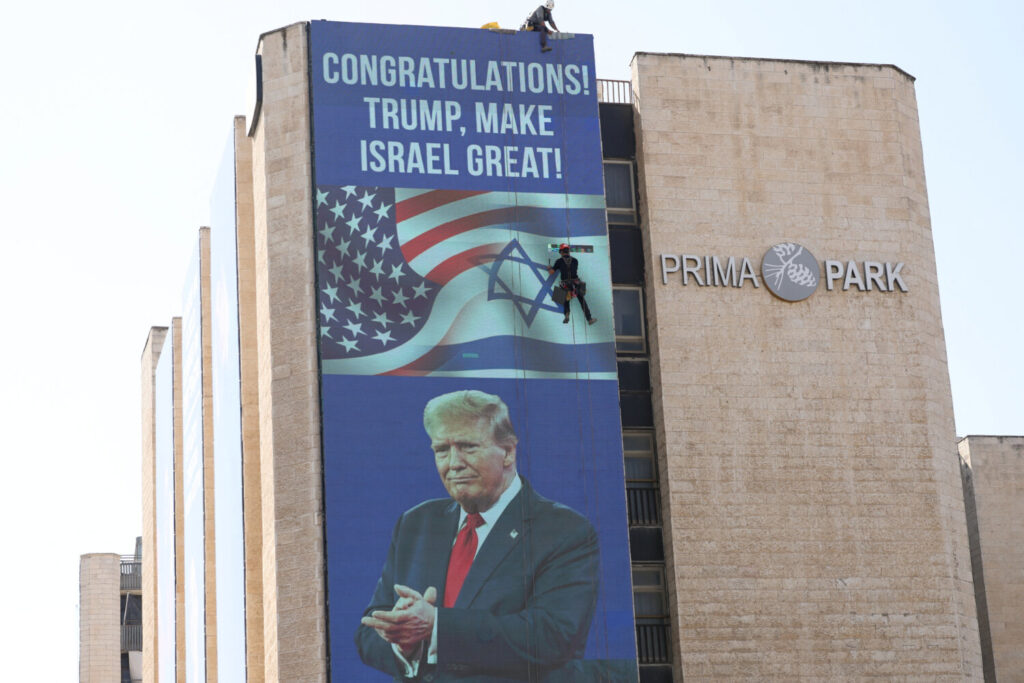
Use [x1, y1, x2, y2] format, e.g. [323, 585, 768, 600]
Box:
[362, 584, 438, 657]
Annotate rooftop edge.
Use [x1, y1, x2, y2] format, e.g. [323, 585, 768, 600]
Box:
[631, 51, 915, 82]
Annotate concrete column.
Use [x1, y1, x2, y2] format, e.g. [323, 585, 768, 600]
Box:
[141, 327, 168, 682]
[959, 436, 1024, 681]
[234, 112, 266, 682]
[79, 553, 121, 683]
[250, 22, 328, 682]
[197, 227, 218, 683]
[171, 317, 186, 683]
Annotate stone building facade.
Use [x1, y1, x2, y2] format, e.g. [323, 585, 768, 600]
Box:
[959, 435, 1024, 681]
[632, 52, 981, 679]
[134, 21, 1015, 683]
[79, 543, 143, 682]
[80, 553, 121, 682]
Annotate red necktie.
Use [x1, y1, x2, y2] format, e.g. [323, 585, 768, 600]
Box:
[444, 513, 484, 608]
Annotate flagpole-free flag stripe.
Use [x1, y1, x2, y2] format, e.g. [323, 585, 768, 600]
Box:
[396, 189, 488, 221]
[382, 336, 618, 375]
[408, 228, 544, 275]
[425, 243, 506, 285]
[397, 193, 607, 237]
[401, 208, 520, 262]
[399, 205, 609, 248]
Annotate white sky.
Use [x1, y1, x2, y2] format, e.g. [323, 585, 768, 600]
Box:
[0, 0, 1019, 678]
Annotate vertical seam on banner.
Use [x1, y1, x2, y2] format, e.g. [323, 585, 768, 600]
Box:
[501, 30, 537, 669]
[560, 39, 612, 660]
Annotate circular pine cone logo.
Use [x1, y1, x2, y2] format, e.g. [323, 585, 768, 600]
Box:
[761, 242, 819, 302]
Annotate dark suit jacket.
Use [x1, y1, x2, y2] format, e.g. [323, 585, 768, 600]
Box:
[355, 478, 600, 682]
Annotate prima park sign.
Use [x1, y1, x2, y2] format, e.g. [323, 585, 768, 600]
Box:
[659, 243, 907, 302]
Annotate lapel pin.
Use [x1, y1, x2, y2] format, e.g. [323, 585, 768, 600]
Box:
[510, 530, 519, 539]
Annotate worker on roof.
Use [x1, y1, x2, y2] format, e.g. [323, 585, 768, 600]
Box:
[549, 244, 597, 325]
[524, 0, 559, 53]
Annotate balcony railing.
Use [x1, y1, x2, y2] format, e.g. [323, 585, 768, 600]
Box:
[121, 624, 142, 652]
[636, 623, 671, 664]
[120, 559, 141, 591]
[597, 79, 633, 104]
[626, 485, 661, 526]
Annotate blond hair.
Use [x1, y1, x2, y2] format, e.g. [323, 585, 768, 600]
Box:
[423, 390, 518, 450]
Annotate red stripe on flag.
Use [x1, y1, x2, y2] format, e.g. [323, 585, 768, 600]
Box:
[395, 190, 488, 222]
[382, 360, 432, 376]
[425, 243, 504, 285]
[401, 208, 516, 262]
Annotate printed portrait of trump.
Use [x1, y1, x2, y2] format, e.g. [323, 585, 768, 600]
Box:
[355, 389, 601, 682]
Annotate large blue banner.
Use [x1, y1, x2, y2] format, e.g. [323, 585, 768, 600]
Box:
[312, 21, 637, 681]
[312, 22, 601, 195]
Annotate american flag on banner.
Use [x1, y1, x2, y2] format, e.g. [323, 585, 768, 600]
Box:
[315, 184, 616, 378]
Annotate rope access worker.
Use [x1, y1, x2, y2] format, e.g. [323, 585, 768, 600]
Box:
[524, 0, 559, 53]
[549, 244, 597, 325]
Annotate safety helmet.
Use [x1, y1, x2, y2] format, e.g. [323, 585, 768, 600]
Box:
[559, 243, 570, 252]
[545, 0, 554, 9]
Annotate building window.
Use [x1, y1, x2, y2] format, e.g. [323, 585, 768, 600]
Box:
[604, 161, 636, 225]
[617, 359, 653, 428]
[632, 565, 668, 620]
[613, 286, 645, 352]
[609, 227, 645, 285]
[624, 432, 660, 526]
[120, 594, 142, 626]
[633, 565, 672, 664]
[624, 432, 656, 483]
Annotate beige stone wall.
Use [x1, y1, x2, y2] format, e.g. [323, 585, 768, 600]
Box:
[959, 444, 995, 681]
[959, 436, 1024, 680]
[249, 23, 328, 682]
[234, 113, 266, 683]
[141, 327, 168, 682]
[171, 317, 186, 683]
[632, 53, 981, 679]
[197, 227, 219, 683]
[80, 553, 121, 682]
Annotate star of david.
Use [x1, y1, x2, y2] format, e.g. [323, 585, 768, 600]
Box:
[486, 240, 563, 326]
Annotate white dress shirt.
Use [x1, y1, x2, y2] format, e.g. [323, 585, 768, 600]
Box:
[394, 474, 523, 677]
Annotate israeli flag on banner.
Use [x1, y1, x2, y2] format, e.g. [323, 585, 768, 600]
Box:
[316, 183, 615, 378]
